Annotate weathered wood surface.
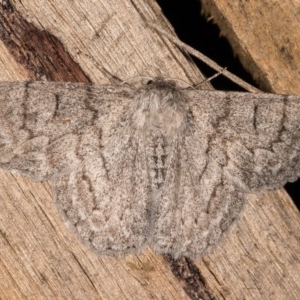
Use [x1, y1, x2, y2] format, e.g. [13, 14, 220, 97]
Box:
[201, 0, 300, 94]
[0, 0, 299, 299]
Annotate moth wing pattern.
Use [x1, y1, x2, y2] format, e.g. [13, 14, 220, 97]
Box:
[0, 81, 135, 175]
[150, 124, 245, 257]
[151, 89, 300, 257]
[1, 80, 300, 258]
[0, 81, 151, 254]
[185, 89, 300, 191]
[53, 130, 151, 255]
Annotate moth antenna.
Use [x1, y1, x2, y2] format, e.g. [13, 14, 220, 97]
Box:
[122, 75, 153, 84]
[125, 75, 194, 88]
[100, 67, 123, 84]
[194, 67, 227, 88]
[150, 23, 261, 93]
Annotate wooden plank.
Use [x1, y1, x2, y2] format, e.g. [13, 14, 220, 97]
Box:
[201, 0, 300, 94]
[0, 0, 299, 299]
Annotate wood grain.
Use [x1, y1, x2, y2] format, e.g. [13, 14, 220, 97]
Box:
[0, 0, 299, 299]
[201, 0, 300, 94]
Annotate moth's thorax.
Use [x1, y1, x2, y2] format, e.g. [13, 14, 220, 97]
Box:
[131, 78, 188, 136]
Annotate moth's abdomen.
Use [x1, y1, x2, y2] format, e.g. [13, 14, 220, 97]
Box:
[146, 134, 168, 190]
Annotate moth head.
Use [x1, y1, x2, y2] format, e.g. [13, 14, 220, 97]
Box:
[145, 77, 177, 90]
[132, 78, 188, 135]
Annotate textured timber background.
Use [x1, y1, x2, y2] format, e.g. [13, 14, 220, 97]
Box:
[0, 0, 299, 299]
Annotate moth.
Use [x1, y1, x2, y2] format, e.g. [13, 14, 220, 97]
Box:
[0, 78, 299, 258]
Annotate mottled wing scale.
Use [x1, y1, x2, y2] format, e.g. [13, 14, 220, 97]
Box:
[53, 129, 151, 254]
[151, 90, 245, 257]
[185, 90, 300, 191]
[0, 81, 151, 254]
[0, 81, 105, 179]
[151, 89, 300, 257]
[0, 79, 300, 258]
